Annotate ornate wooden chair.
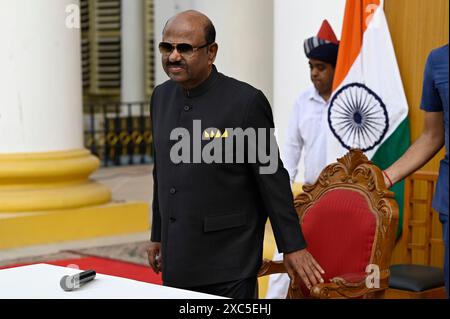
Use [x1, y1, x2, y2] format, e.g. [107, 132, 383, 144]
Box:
[258, 149, 399, 298]
[386, 172, 446, 299]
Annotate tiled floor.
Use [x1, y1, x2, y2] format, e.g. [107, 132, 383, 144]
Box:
[0, 232, 151, 267]
[91, 165, 153, 205]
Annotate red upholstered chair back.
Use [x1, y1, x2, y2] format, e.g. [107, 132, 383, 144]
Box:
[299, 189, 377, 296]
[292, 150, 399, 298]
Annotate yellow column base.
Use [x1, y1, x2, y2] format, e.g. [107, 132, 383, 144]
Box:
[0, 202, 149, 249]
[0, 149, 111, 211]
[0, 149, 150, 249]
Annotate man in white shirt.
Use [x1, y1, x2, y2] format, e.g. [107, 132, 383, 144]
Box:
[266, 20, 339, 299]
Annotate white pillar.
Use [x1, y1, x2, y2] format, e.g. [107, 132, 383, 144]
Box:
[0, 0, 111, 212]
[154, 0, 274, 104]
[273, 0, 346, 182]
[121, 0, 146, 103]
[0, 0, 83, 154]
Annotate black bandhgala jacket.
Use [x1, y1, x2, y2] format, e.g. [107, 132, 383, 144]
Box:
[150, 65, 306, 288]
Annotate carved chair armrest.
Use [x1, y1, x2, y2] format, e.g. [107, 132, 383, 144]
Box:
[258, 259, 286, 277]
[258, 259, 306, 298]
[309, 269, 390, 299]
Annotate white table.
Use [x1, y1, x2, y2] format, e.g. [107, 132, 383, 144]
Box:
[0, 264, 226, 299]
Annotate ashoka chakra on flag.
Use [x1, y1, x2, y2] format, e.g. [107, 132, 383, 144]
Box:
[328, 82, 389, 152]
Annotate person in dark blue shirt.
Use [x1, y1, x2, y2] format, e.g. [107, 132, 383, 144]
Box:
[384, 44, 449, 296]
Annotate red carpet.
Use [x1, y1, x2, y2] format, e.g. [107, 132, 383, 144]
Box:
[0, 257, 162, 285]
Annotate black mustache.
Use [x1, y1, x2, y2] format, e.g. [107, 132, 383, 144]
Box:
[167, 62, 186, 67]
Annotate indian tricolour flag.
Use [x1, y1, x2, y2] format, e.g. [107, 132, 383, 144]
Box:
[326, 0, 410, 236]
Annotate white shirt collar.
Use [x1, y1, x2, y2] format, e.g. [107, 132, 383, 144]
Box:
[307, 87, 329, 105]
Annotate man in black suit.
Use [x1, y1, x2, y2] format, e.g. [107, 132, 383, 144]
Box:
[147, 10, 324, 298]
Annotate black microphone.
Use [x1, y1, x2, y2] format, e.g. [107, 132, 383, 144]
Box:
[60, 269, 96, 292]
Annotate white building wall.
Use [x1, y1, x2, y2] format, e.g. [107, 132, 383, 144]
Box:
[274, 0, 346, 183]
[154, 0, 274, 104]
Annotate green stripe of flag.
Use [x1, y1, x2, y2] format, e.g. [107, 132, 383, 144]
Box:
[371, 118, 411, 239]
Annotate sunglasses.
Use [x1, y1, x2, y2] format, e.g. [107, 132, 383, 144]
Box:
[158, 42, 211, 57]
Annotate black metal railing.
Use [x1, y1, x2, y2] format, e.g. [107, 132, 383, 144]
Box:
[83, 101, 153, 167]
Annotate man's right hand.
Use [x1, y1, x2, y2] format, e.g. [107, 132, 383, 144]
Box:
[284, 248, 324, 290]
[147, 241, 162, 274]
